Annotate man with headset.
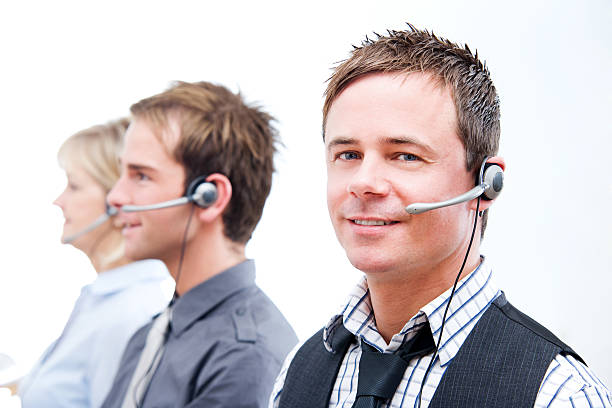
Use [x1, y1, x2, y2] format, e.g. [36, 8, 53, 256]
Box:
[270, 25, 611, 407]
[101, 81, 297, 407]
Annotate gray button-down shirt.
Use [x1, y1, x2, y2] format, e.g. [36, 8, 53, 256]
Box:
[101, 260, 297, 408]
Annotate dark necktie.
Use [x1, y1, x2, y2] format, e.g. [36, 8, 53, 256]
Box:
[352, 323, 436, 408]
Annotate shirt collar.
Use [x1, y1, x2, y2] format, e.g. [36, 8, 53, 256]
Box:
[87, 259, 169, 296]
[170, 259, 256, 336]
[323, 257, 500, 366]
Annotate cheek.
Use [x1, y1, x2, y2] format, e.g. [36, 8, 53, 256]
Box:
[326, 177, 345, 217]
[88, 192, 108, 211]
[421, 205, 473, 242]
[142, 206, 189, 231]
[76, 196, 107, 220]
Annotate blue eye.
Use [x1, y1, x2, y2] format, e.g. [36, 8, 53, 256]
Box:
[134, 172, 150, 182]
[398, 153, 419, 161]
[338, 151, 360, 160]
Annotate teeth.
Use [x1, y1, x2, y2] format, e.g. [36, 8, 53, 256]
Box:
[353, 220, 390, 226]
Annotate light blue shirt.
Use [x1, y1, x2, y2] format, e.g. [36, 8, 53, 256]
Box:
[19, 259, 172, 408]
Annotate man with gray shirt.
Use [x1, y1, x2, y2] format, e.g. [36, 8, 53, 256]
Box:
[102, 81, 297, 408]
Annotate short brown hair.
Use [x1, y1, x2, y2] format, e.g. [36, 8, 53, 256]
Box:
[131, 81, 278, 244]
[323, 24, 500, 235]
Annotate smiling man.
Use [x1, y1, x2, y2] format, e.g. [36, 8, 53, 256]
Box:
[270, 26, 611, 408]
[101, 81, 297, 408]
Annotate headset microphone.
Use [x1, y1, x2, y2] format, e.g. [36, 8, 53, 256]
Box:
[121, 176, 218, 213]
[61, 205, 118, 244]
[405, 160, 503, 215]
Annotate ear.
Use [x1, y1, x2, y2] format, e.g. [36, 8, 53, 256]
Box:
[197, 173, 232, 223]
[470, 156, 506, 212]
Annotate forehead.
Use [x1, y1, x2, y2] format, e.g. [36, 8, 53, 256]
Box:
[122, 117, 179, 164]
[64, 164, 97, 184]
[325, 72, 460, 152]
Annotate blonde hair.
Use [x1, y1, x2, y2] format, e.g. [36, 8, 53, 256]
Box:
[58, 118, 129, 190]
[57, 118, 130, 268]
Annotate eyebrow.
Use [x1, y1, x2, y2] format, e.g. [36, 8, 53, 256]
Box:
[126, 163, 157, 173]
[326, 135, 435, 155]
[382, 136, 435, 155]
[326, 137, 357, 152]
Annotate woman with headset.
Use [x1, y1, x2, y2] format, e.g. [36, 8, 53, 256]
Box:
[18, 119, 171, 408]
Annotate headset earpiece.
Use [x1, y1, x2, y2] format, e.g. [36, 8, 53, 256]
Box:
[186, 176, 218, 208]
[481, 162, 504, 200]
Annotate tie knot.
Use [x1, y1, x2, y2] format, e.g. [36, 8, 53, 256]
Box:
[395, 322, 436, 361]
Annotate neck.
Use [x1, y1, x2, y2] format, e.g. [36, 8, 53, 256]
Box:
[92, 256, 130, 274]
[85, 227, 128, 273]
[367, 242, 482, 344]
[166, 224, 246, 296]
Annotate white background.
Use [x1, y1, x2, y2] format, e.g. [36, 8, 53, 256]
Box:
[1, 0, 610, 396]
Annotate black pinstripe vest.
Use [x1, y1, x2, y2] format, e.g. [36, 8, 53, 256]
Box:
[278, 293, 584, 408]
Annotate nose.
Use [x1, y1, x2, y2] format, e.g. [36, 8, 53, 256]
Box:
[53, 188, 67, 209]
[106, 175, 130, 210]
[347, 156, 390, 198]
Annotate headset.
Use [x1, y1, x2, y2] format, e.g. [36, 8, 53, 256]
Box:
[121, 176, 218, 213]
[119, 175, 217, 302]
[61, 205, 118, 244]
[62, 175, 217, 242]
[405, 157, 503, 408]
[405, 158, 504, 215]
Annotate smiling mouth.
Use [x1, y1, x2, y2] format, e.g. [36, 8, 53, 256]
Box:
[351, 219, 398, 226]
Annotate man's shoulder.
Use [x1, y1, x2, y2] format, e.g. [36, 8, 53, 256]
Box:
[246, 286, 297, 329]
[221, 285, 298, 363]
[535, 354, 611, 407]
[172, 284, 297, 365]
[490, 297, 611, 406]
[489, 294, 583, 363]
